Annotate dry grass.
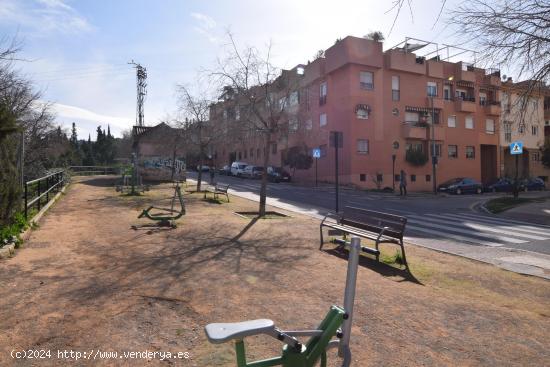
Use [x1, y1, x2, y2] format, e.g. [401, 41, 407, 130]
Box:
[0, 176, 548, 367]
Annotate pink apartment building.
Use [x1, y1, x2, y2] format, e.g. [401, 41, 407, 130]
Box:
[211, 36, 502, 191]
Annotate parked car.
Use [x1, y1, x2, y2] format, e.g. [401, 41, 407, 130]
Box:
[243, 165, 264, 179]
[218, 165, 231, 176]
[438, 177, 483, 195]
[267, 166, 291, 183]
[230, 161, 248, 177]
[486, 177, 515, 193]
[521, 177, 546, 191]
[196, 165, 210, 172]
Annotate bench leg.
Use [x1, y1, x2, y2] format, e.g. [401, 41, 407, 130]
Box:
[374, 240, 380, 262]
[400, 239, 408, 268]
[204, 191, 207, 199]
[319, 225, 324, 250]
[226, 193, 229, 202]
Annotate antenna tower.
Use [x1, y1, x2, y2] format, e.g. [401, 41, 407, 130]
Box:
[129, 60, 147, 126]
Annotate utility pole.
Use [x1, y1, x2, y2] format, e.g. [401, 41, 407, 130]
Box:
[430, 96, 437, 194]
[129, 61, 147, 126]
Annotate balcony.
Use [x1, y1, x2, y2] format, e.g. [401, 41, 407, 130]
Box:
[427, 60, 444, 78]
[426, 97, 444, 109]
[484, 68, 501, 87]
[455, 62, 476, 82]
[484, 101, 501, 115]
[387, 49, 426, 75]
[402, 122, 428, 139]
[455, 97, 477, 112]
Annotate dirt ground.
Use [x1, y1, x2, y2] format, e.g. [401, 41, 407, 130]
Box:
[0, 176, 548, 367]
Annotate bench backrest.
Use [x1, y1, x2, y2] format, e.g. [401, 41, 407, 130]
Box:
[340, 206, 407, 239]
[215, 184, 230, 192]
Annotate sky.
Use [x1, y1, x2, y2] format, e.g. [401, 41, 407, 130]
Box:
[0, 0, 473, 140]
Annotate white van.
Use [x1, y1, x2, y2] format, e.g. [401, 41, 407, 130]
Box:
[230, 161, 248, 177]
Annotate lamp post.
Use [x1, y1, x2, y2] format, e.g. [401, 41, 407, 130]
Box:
[429, 96, 437, 195]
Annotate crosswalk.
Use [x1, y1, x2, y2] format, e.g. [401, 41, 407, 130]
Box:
[402, 212, 550, 248]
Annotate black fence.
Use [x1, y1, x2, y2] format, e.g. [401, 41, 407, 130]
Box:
[69, 166, 118, 176]
[24, 170, 66, 220]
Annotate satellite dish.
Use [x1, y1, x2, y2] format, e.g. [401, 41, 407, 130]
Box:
[502, 74, 507, 81]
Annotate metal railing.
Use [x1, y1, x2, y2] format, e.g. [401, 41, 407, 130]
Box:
[24, 170, 66, 220]
[69, 166, 118, 176]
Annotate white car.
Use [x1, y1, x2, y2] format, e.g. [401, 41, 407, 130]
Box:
[230, 161, 248, 177]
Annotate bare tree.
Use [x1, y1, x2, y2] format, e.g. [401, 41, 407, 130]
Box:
[449, 0, 549, 88]
[175, 85, 214, 192]
[210, 32, 303, 216]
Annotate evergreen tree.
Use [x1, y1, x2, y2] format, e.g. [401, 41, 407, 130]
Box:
[70, 122, 78, 147]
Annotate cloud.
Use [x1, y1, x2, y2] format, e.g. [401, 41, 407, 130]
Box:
[191, 12, 218, 43]
[0, 0, 93, 36]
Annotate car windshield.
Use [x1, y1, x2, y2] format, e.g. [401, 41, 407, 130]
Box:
[254, 167, 264, 171]
[239, 164, 247, 169]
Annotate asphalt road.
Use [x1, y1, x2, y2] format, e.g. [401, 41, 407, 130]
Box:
[189, 172, 550, 256]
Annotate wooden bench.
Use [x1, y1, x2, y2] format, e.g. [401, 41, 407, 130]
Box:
[204, 183, 230, 202]
[320, 206, 408, 267]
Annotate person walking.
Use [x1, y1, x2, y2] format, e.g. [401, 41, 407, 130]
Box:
[399, 169, 407, 196]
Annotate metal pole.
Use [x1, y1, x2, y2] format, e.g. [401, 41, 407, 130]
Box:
[315, 157, 318, 187]
[335, 142, 339, 212]
[339, 236, 361, 366]
[392, 154, 396, 192]
[24, 183, 28, 220]
[46, 176, 49, 203]
[514, 154, 519, 199]
[37, 180, 41, 211]
[431, 96, 437, 194]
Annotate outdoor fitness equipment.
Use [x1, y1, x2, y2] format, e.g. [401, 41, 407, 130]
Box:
[137, 181, 186, 227]
[204, 237, 362, 367]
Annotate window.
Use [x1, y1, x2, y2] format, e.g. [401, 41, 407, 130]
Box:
[357, 139, 369, 154]
[444, 85, 451, 100]
[235, 107, 240, 120]
[504, 121, 512, 142]
[405, 111, 420, 123]
[426, 175, 431, 182]
[447, 115, 456, 128]
[356, 107, 369, 119]
[249, 148, 253, 157]
[289, 117, 299, 132]
[532, 125, 539, 135]
[238, 152, 242, 160]
[406, 142, 423, 152]
[360, 71, 374, 90]
[466, 146, 475, 159]
[411, 174, 416, 182]
[455, 89, 466, 100]
[532, 152, 540, 162]
[319, 82, 327, 105]
[376, 174, 383, 182]
[360, 174, 366, 182]
[486, 119, 495, 134]
[289, 91, 299, 106]
[392, 76, 400, 101]
[426, 110, 440, 124]
[320, 144, 327, 157]
[479, 92, 487, 106]
[394, 175, 400, 182]
[448, 145, 458, 158]
[305, 119, 312, 130]
[319, 113, 327, 127]
[519, 124, 525, 134]
[430, 144, 442, 157]
[465, 116, 474, 129]
[223, 109, 228, 120]
[271, 143, 277, 155]
[278, 97, 287, 111]
[257, 148, 261, 158]
[244, 149, 247, 159]
[427, 82, 437, 97]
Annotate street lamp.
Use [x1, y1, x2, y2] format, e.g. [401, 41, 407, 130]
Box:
[429, 96, 437, 194]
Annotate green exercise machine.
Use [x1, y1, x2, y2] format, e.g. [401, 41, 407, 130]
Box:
[136, 181, 186, 228]
[204, 237, 363, 367]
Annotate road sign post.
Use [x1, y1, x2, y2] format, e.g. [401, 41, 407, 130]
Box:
[312, 148, 321, 187]
[510, 141, 523, 199]
[330, 132, 343, 212]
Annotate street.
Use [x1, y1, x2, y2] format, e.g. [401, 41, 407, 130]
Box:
[189, 172, 550, 257]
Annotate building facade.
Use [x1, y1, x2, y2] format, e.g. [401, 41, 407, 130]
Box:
[211, 36, 506, 191]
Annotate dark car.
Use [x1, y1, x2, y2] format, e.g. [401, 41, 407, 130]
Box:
[438, 177, 483, 195]
[521, 177, 545, 191]
[486, 177, 515, 193]
[267, 166, 291, 183]
[243, 165, 264, 179]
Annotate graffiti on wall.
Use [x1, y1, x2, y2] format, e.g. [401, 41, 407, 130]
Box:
[140, 157, 186, 181]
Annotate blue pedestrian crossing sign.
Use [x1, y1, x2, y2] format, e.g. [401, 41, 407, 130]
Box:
[510, 141, 523, 155]
[312, 148, 321, 158]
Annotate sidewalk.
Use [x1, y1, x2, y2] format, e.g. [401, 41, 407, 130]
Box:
[497, 197, 550, 225]
[188, 179, 550, 280]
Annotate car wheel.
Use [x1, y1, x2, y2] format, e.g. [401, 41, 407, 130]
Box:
[456, 188, 462, 195]
[476, 187, 482, 194]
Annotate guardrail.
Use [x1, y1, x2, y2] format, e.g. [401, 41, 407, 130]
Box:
[69, 166, 118, 176]
[24, 170, 66, 220]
